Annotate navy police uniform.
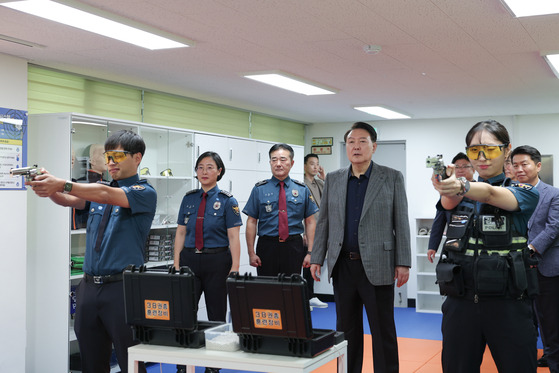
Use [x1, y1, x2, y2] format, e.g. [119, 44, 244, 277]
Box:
[243, 176, 318, 276]
[177, 186, 242, 321]
[75, 175, 156, 373]
[438, 173, 539, 373]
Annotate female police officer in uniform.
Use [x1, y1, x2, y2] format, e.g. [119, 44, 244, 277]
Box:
[174, 151, 242, 319]
[173, 152, 242, 373]
[432, 120, 539, 372]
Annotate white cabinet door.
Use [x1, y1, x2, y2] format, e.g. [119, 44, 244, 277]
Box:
[256, 141, 273, 172]
[228, 138, 258, 171]
[194, 133, 228, 164]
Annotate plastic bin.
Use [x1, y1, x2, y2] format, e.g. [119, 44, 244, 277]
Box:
[204, 323, 240, 352]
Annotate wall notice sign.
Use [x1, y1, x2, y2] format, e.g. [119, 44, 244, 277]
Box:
[0, 108, 28, 190]
[312, 137, 333, 146]
[253, 308, 283, 330]
[312, 146, 332, 155]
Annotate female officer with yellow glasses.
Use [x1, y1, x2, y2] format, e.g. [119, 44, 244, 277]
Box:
[432, 119, 539, 372]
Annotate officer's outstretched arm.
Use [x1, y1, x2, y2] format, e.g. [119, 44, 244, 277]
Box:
[29, 173, 129, 208]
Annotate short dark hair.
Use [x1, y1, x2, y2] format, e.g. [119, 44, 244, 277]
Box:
[269, 143, 294, 160]
[105, 130, 146, 156]
[452, 152, 469, 164]
[304, 153, 318, 164]
[511, 145, 542, 165]
[196, 151, 226, 181]
[465, 120, 510, 147]
[344, 121, 377, 143]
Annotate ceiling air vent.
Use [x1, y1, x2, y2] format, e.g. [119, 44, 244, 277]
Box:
[0, 34, 44, 48]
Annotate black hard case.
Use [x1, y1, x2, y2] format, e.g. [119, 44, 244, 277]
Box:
[123, 265, 222, 348]
[227, 273, 337, 357]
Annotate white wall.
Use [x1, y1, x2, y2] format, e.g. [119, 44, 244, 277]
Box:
[0, 53, 28, 372]
[305, 114, 559, 299]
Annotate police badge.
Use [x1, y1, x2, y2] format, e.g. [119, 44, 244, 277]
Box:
[292, 189, 299, 197]
[265, 204, 272, 213]
[213, 201, 221, 210]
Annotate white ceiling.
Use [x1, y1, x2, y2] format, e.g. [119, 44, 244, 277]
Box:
[1, 0, 559, 124]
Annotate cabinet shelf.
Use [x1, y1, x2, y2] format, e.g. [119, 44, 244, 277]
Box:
[415, 217, 444, 313]
[417, 271, 436, 276]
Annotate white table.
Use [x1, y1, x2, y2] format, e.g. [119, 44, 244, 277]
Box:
[128, 340, 347, 373]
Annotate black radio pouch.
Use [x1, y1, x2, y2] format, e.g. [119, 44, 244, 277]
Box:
[443, 209, 474, 253]
[436, 259, 464, 297]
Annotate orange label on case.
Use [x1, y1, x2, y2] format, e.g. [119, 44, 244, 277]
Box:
[144, 300, 170, 320]
[252, 308, 282, 330]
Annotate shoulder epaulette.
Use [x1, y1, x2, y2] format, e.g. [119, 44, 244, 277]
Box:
[255, 179, 268, 186]
[292, 179, 305, 186]
[219, 190, 232, 197]
[185, 188, 200, 196]
[511, 182, 534, 190]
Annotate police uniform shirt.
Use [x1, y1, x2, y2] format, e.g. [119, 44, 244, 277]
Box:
[83, 174, 157, 276]
[177, 186, 242, 248]
[243, 176, 319, 236]
[477, 173, 539, 232]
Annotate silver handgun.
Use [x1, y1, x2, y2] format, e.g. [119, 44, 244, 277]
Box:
[10, 165, 42, 182]
[426, 155, 449, 180]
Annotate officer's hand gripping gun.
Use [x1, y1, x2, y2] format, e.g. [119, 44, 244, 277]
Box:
[426, 155, 449, 180]
[9, 165, 42, 182]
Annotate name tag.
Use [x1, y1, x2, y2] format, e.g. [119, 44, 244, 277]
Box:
[481, 216, 507, 232]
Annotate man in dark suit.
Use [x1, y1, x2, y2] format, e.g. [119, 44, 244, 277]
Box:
[310, 122, 411, 373]
[512, 145, 559, 373]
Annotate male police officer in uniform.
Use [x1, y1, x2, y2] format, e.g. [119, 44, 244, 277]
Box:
[244, 143, 318, 276]
[28, 130, 156, 373]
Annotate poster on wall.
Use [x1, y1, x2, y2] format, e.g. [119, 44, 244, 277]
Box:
[0, 108, 28, 190]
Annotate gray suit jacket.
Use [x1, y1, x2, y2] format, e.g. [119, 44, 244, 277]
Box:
[528, 180, 559, 277]
[311, 162, 411, 286]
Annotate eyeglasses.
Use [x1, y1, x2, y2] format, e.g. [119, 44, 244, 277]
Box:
[196, 165, 216, 172]
[465, 144, 507, 160]
[455, 165, 472, 169]
[103, 150, 131, 164]
[140, 167, 150, 176]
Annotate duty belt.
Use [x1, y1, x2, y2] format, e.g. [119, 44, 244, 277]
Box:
[184, 247, 228, 254]
[84, 272, 123, 284]
[464, 236, 527, 256]
[260, 234, 301, 243]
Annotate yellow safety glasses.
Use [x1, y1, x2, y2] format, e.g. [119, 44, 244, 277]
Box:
[103, 150, 131, 164]
[465, 144, 507, 160]
[160, 168, 173, 177]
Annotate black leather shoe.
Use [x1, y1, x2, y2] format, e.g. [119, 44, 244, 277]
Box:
[176, 365, 187, 373]
[205, 368, 221, 373]
[538, 355, 548, 367]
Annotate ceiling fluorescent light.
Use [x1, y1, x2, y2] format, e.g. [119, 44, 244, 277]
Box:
[243, 72, 336, 96]
[500, 0, 559, 17]
[0, 0, 192, 50]
[543, 54, 559, 79]
[354, 106, 410, 120]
